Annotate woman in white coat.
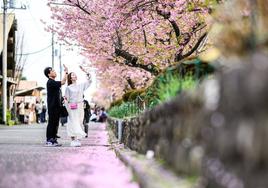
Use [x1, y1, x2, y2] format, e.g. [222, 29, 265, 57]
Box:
[65, 66, 92, 147]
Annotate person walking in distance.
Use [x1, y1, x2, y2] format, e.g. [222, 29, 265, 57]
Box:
[35, 101, 42, 123]
[60, 97, 68, 127]
[44, 65, 68, 146]
[18, 101, 25, 124]
[40, 101, 47, 123]
[64, 66, 92, 147]
[83, 98, 91, 138]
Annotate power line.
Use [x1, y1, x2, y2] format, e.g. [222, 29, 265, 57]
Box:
[26, 2, 49, 38]
[16, 45, 52, 55]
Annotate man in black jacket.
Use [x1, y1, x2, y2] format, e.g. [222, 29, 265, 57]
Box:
[44, 65, 68, 146]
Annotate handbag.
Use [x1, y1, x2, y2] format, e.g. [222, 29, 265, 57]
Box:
[69, 103, 78, 110]
[60, 105, 68, 117]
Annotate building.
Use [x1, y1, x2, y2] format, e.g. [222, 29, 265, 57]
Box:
[0, 13, 17, 110]
[15, 80, 44, 104]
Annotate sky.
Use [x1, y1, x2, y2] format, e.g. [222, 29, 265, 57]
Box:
[7, 0, 96, 101]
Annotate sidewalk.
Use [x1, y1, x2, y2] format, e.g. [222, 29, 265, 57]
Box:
[0, 123, 139, 188]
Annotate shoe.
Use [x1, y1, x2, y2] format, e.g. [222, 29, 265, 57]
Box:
[70, 141, 77, 147]
[56, 135, 61, 138]
[53, 140, 62, 147]
[45, 141, 62, 147]
[45, 141, 53, 147]
[45, 138, 54, 146]
[70, 140, 81, 147]
[76, 140, 81, 147]
[53, 142, 62, 147]
[45, 139, 62, 147]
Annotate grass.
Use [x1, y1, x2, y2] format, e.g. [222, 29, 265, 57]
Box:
[156, 74, 196, 104]
[108, 101, 139, 118]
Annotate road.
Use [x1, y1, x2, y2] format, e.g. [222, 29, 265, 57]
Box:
[0, 123, 139, 188]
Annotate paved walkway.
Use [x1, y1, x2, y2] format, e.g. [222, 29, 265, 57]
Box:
[0, 123, 139, 188]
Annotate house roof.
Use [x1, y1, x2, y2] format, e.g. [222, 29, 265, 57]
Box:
[15, 80, 45, 96]
[17, 80, 38, 90]
[0, 13, 15, 52]
[15, 86, 45, 96]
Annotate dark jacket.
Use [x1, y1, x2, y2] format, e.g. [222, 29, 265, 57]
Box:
[83, 100, 91, 123]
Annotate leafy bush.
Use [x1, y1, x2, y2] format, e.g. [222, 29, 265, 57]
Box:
[108, 101, 139, 118]
[0, 102, 17, 125]
[6, 110, 15, 126]
[129, 89, 146, 100]
[122, 89, 146, 102]
[110, 98, 123, 108]
[157, 75, 196, 103]
[6, 110, 11, 122]
[122, 90, 133, 102]
[8, 120, 15, 126]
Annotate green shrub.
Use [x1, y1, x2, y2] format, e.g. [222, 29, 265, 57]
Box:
[122, 89, 146, 102]
[129, 89, 146, 101]
[0, 103, 12, 124]
[110, 98, 123, 108]
[6, 110, 11, 122]
[108, 101, 139, 118]
[143, 87, 159, 108]
[6, 110, 15, 126]
[122, 90, 133, 102]
[140, 70, 197, 108]
[157, 75, 196, 103]
[8, 120, 15, 126]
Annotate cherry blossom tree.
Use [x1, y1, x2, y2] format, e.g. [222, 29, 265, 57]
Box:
[47, 0, 214, 102]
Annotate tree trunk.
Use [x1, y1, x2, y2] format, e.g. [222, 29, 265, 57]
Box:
[115, 48, 160, 75]
[115, 48, 138, 65]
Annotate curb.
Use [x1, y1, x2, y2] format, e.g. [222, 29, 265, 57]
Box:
[108, 128, 197, 188]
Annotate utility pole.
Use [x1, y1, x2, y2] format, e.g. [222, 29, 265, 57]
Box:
[2, 0, 26, 124]
[2, 0, 8, 124]
[59, 44, 62, 80]
[52, 31, 54, 68]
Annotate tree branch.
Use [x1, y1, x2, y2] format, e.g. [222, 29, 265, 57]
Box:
[66, 0, 92, 15]
[143, 29, 148, 48]
[168, 20, 180, 40]
[175, 32, 208, 61]
[115, 48, 138, 64]
[126, 77, 136, 89]
[115, 48, 159, 75]
[156, 6, 180, 42]
[115, 30, 122, 49]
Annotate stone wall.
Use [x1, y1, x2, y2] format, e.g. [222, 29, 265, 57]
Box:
[108, 53, 268, 188]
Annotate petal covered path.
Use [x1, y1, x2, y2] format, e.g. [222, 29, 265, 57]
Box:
[0, 123, 139, 188]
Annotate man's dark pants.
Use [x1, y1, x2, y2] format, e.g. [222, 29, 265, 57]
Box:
[19, 115, 24, 123]
[46, 110, 60, 142]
